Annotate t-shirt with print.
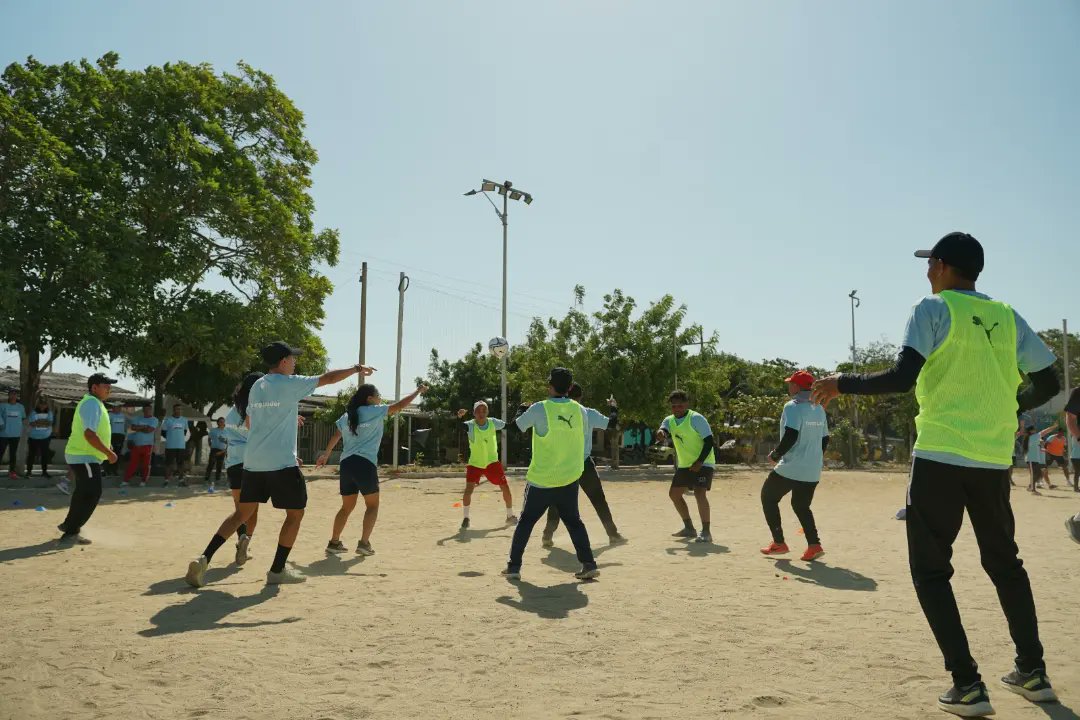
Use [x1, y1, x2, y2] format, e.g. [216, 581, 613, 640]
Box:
[774, 392, 829, 483]
[243, 373, 320, 472]
[337, 405, 390, 465]
[0, 402, 26, 438]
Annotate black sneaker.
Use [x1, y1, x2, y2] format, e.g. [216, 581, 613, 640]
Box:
[671, 526, 696, 538]
[460, 517, 470, 530]
[326, 540, 347, 554]
[1000, 668, 1057, 703]
[574, 563, 600, 580]
[937, 682, 995, 717]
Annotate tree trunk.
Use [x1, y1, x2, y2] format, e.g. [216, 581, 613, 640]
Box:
[17, 343, 41, 412]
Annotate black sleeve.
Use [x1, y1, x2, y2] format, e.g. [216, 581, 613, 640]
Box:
[837, 346, 925, 395]
[694, 435, 714, 465]
[770, 427, 799, 462]
[821, 436, 830, 452]
[607, 406, 619, 430]
[1017, 366, 1060, 413]
[1065, 387, 1080, 417]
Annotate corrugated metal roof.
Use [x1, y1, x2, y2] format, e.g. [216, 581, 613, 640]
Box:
[0, 366, 149, 405]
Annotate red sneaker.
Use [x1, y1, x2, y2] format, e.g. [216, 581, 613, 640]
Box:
[801, 544, 825, 561]
[760, 542, 789, 555]
[7, 471, 16, 480]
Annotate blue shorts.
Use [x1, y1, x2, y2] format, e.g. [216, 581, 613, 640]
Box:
[340, 455, 380, 496]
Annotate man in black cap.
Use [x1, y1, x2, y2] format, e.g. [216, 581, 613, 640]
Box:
[185, 342, 375, 587]
[812, 233, 1060, 717]
[57, 373, 119, 544]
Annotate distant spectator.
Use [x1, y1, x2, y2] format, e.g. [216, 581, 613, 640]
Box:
[26, 397, 54, 478]
[161, 405, 189, 486]
[107, 404, 129, 477]
[204, 417, 227, 489]
[0, 389, 26, 480]
[122, 406, 158, 487]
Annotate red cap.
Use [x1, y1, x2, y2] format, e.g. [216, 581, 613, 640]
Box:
[784, 370, 815, 390]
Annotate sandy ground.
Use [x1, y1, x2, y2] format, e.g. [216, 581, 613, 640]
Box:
[1, 467, 1079, 720]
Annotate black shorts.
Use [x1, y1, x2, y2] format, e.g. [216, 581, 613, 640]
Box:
[1046, 454, 1067, 469]
[672, 466, 714, 490]
[239, 467, 307, 510]
[226, 464, 244, 490]
[111, 434, 126, 455]
[340, 455, 380, 496]
[1072, 459, 1080, 473]
[165, 448, 186, 470]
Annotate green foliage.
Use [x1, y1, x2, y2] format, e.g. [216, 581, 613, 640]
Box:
[1, 53, 337, 411]
[829, 417, 867, 468]
[1036, 329, 1079, 389]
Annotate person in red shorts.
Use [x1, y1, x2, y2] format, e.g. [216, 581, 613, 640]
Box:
[457, 401, 517, 529]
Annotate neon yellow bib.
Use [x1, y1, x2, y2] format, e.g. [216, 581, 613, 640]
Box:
[467, 420, 499, 468]
[526, 400, 585, 488]
[65, 394, 111, 461]
[914, 291, 1021, 465]
[666, 410, 715, 468]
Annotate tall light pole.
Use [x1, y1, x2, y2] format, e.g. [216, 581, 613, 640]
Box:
[849, 290, 861, 464]
[464, 179, 533, 466]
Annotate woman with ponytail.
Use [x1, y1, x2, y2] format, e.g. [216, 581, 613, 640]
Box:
[316, 381, 427, 555]
[223, 372, 263, 566]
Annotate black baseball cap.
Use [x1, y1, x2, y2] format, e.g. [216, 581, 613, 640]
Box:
[260, 341, 303, 365]
[548, 367, 573, 393]
[87, 372, 117, 390]
[914, 232, 984, 277]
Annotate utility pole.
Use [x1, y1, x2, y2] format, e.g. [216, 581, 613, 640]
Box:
[359, 261, 368, 365]
[391, 272, 408, 469]
[849, 290, 861, 465]
[464, 179, 533, 467]
[1065, 319, 1073, 460]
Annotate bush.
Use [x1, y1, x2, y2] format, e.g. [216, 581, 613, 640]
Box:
[830, 418, 866, 468]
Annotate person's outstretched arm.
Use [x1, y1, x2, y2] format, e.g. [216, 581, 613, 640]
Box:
[317, 364, 376, 389]
[388, 385, 428, 416]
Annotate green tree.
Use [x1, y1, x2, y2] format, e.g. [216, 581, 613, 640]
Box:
[0, 55, 141, 407]
[1036, 329, 1079, 390]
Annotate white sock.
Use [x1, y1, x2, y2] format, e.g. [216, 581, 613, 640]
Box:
[505, 505, 514, 517]
[463, 506, 470, 518]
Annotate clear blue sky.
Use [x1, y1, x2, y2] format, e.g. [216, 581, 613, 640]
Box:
[3, 1, 1078, 398]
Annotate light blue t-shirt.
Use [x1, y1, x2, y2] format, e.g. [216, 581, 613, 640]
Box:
[660, 412, 715, 468]
[28, 411, 54, 440]
[108, 411, 128, 436]
[903, 290, 1057, 470]
[774, 392, 829, 483]
[1071, 438, 1080, 461]
[515, 397, 574, 437]
[208, 427, 227, 451]
[1025, 435, 1045, 464]
[66, 399, 105, 464]
[0, 402, 26, 438]
[582, 406, 610, 459]
[161, 416, 188, 450]
[244, 373, 320, 472]
[223, 407, 248, 469]
[130, 415, 158, 447]
[336, 405, 390, 465]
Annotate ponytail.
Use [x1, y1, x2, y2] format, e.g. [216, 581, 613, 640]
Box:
[346, 384, 380, 435]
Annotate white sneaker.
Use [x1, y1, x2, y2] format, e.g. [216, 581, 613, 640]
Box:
[56, 481, 71, 495]
[506, 515, 519, 526]
[235, 535, 252, 566]
[266, 567, 306, 585]
[185, 555, 209, 588]
[119, 481, 129, 488]
[139, 481, 147, 488]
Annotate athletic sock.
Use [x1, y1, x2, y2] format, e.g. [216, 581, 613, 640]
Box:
[203, 534, 227, 561]
[683, 518, 695, 531]
[505, 504, 514, 517]
[270, 544, 292, 573]
[237, 523, 248, 539]
[462, 506, 470, 518]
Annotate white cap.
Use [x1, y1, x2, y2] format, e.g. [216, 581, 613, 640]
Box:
[473, 400, 488, 410]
